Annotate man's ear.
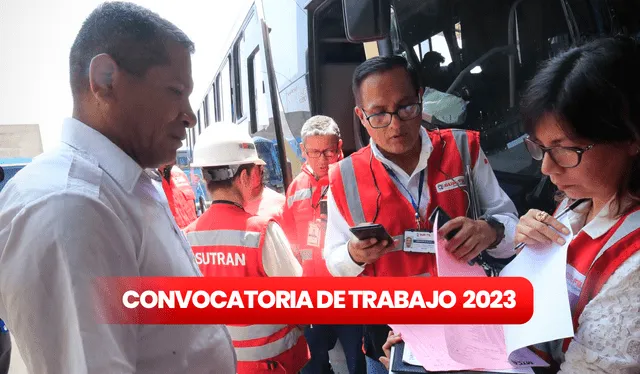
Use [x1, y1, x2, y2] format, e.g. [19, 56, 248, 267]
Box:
[299, 142, 306, 158]
[88, 53, 118, 101]
[354, 106, 367, 127]
[337, 139, 344, 151]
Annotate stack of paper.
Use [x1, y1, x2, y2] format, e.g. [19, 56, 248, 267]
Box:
[390, 214, 575, 372]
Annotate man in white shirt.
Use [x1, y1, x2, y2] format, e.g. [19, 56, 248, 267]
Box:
[323, 55, 519, 372]
[0, 3, 235, 373]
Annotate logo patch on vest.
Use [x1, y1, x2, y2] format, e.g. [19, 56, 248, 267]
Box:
[435, 176, 466, 193]
[566, 264, 585, 311]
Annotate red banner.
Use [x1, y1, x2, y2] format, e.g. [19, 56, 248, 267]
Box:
[94, 277, 533, 325]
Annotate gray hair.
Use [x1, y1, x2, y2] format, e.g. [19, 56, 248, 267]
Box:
[300, 115, 341, 142]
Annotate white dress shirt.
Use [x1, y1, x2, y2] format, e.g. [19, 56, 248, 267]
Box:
[558, 199, 640, 373]
[0, 118, 236, 374]
[324, 127, 519, 276]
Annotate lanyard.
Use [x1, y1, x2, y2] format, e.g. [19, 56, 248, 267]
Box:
[310, 184, 330, 210]
[386, 167, 425, 229]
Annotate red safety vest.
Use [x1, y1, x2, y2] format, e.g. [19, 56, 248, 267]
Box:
[328, 129, 480, 277]
[161, 166, 197, 229]
[532, 203, 640, 369]
[184, 203, 309, 373]
[282, 163, 333, 277]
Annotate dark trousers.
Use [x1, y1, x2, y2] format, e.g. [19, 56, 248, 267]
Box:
[301, 325, 366, 374]
[0, 331, 10, 374]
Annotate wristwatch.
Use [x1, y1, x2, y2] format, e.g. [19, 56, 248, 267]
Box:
[480, 215, 505, 249]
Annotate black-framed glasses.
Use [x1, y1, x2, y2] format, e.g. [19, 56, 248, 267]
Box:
[524, 138, 595, 168]
[360, 102, 422, 128]
[303, 146, 339, 158]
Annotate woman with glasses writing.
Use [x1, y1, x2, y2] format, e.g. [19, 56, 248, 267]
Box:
[515, 36, 640, 373]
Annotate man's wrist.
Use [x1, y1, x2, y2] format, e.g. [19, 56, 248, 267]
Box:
[480, 216, 505, 249]
[347, 240, 366, 266]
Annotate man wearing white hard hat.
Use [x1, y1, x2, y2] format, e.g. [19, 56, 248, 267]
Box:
[183, 123, 309, 373]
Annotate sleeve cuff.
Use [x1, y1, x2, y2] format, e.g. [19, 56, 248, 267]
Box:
[325, 243, 365, 277]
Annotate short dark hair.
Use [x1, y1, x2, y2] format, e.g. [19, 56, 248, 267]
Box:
[69, 1, 195, 97]
[205, 164, 256, 192]
[352, 55, 421, 103]
[521, 36, 640, 214]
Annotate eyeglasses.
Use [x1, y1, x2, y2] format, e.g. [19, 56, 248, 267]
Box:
[304, 146, 339, 159]
[360, 103, 422, 128]
[524, 138, 595, 168]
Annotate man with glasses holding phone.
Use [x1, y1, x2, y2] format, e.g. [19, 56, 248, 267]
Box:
[323, 55, 519, 373]
[282, 116, 366, 374]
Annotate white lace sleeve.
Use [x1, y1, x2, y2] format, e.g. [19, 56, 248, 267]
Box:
[559, 251, 640, 374]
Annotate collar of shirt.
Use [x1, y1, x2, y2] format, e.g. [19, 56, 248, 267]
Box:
[61, 118, 143, 194]
[370, 126, 433, 181]
[565, 197, 619, 239]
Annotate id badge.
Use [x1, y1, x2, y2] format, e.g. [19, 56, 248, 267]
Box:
[307, 222, 322, 247]
[403, 230, 435, 253]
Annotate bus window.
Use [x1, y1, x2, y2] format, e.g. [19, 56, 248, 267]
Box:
[248, 47, 269, 134]
[262, 0, 310, 164]
[202, 99, 208, 128]
[213, 80, 222, 122]
[233, 32, 245, 120]
[206, 90, 215, 127]
[220, 58, 233, 122]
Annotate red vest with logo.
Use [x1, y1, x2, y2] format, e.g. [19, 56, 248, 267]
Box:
[283, 163, 332, 277]
[533, 203, 640, 369]
[328, 129, 480, 277]
[161, 166, 197, 229]
[184, 203, 309, 373]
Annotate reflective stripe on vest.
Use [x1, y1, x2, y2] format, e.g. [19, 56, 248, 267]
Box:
[339, 156, 367, 225]
[287, 187, 313, 208]
[450, 130, 472, 167]
[226, 324, 288, 341]
[185, 230, 261, 248]
[234, 326, 303, 362]
[593, 210, 640, 265]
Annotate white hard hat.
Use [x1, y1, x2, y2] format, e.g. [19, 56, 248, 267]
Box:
[191, 122, 266, 168]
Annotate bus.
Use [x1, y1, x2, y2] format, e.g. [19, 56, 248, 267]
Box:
[186, 0, 640, 215]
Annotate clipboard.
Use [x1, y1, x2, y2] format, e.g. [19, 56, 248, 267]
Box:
[389, 341, 427, 373]
[389, 341, 516, 374]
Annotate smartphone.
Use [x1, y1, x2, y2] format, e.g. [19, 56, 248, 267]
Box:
[349, 223, 394, 243]
[428, 206, 460, 240]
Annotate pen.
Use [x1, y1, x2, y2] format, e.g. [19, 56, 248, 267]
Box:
[513, 198, 589, 252]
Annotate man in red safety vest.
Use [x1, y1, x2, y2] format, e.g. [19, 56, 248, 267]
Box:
[157, 162, 197, 229]
[183, 122, 309, 373]
[324, 55, 519, 373]
[282, 115, 365, 374]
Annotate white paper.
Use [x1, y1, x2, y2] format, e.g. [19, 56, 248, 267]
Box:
[501, 215, 575, 354]
[402, 343, 422, 366]
[402, 344, 534, 373]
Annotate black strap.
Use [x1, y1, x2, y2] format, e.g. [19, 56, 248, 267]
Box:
[210, 200, 245, 211]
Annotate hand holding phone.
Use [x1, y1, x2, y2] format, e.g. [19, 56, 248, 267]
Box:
[348, 223, 395, 265]
[349, 223, 394, 243]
